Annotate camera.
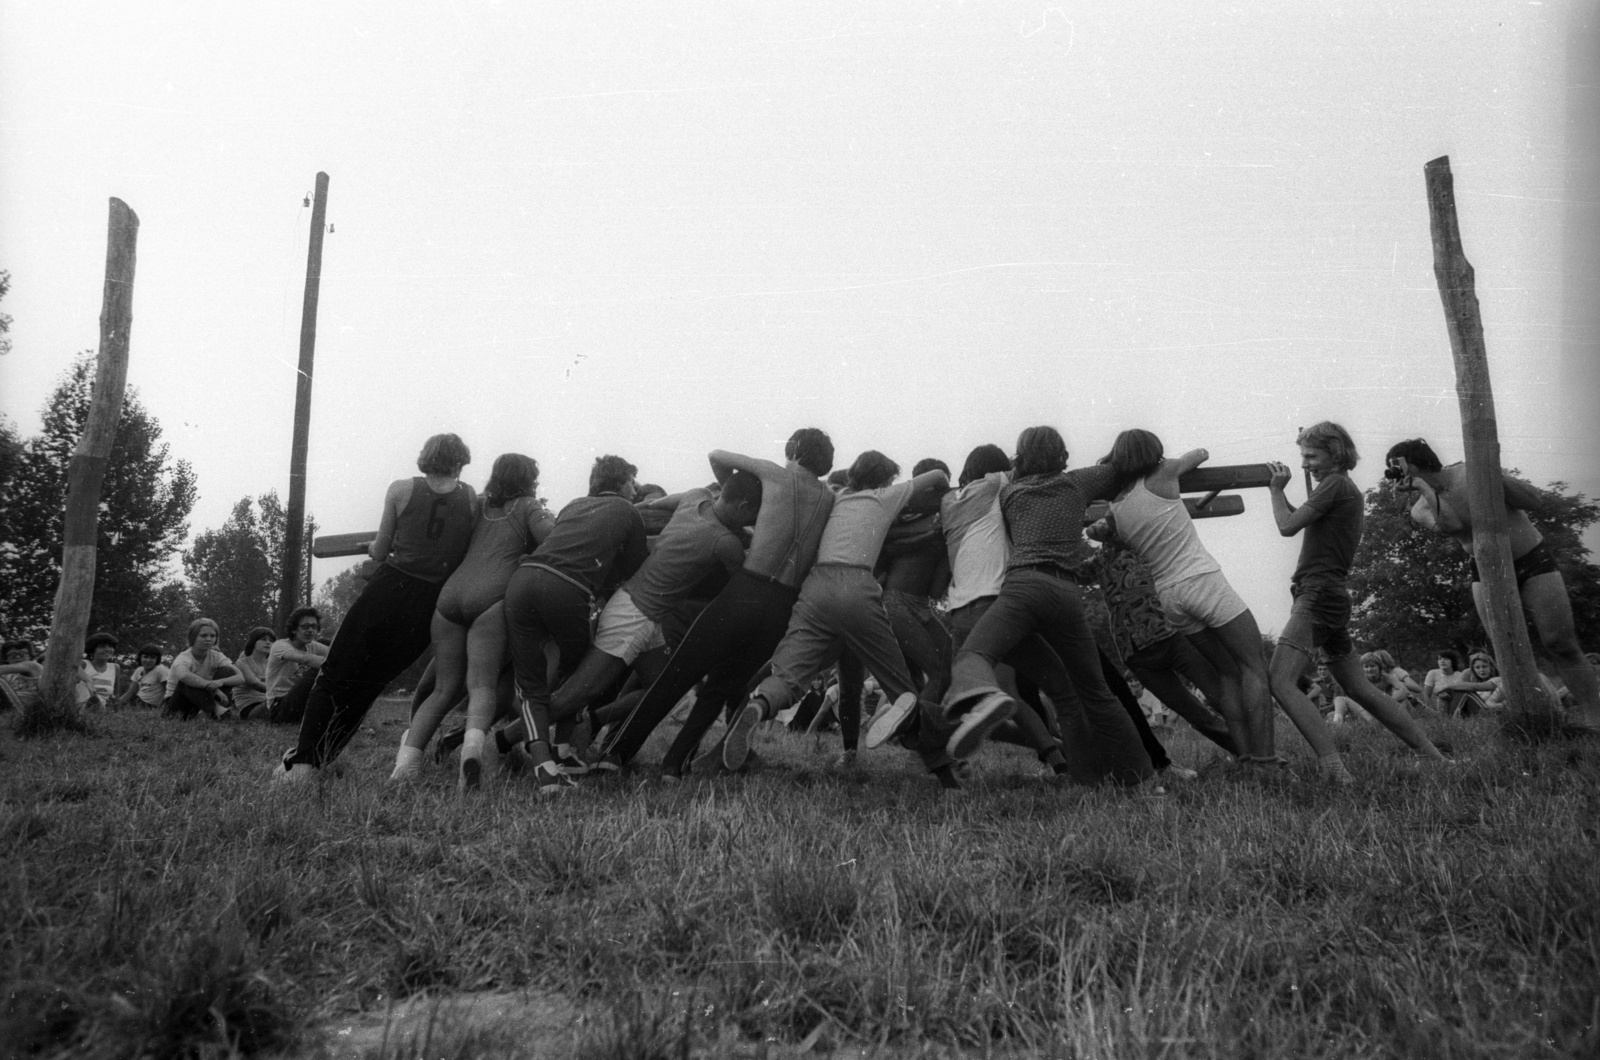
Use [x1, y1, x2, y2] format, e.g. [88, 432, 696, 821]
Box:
[1383, 464, 1406, 482]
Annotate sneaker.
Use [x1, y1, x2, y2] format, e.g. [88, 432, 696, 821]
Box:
[659, 766, 683, 784]
[500, 742, 533, 777]
[722, 698, 766, 771]
[945, 692, 1016, 760]
[831, 749, 858, 771]
[534, 759, 576, 796]
[554, 751, 590, 776]
[1162, 764, 1199, 782]
[589, 752, 623, 774]
[864, 693, 918, 749]
[691, 739, 728, 777]
[459, 754, 483, 793]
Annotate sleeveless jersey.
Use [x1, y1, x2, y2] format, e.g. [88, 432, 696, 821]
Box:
[1108, 477, 1219, 591]
[386, 477, 477, 583]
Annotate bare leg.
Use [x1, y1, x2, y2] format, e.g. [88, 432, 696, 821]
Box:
[1185, 625, 1260, 758]
[404, 612, 469, 751]
[1267, 641, 1341, 760]
[1326, 655, 1442, 757]
[1488, 574, 1600, 730]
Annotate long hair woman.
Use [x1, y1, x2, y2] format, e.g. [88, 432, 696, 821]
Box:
[392, 453, 553, 789]
[278, 433, 477, 782]
[1101, 429, 1274, 767]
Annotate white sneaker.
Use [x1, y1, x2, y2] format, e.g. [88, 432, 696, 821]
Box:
[945, 692, 1016, 760]
[864, 693, 918, 749]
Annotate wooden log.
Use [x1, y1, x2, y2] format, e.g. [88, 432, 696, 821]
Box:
[1176, 464, 1273, 494]
[1084, 494, 1244, 525]
[1425, 155, 1554, 724]
[36, 199, 138, 719]
[312, 530, 376, 559]
[279, 171, 330, 628]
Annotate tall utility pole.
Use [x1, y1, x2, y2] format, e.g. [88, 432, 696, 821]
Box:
[278, 172, 329, 629]
[1425, 155, 1554, 728]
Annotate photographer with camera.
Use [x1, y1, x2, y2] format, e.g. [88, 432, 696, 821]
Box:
[1386, 438, 1600, 736]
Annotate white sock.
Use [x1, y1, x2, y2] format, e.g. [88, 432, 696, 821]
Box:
[391, 743, 423, 779]
[463, 729, 486, 759]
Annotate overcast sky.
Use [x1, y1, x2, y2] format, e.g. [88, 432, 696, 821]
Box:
[3, 1, 1597, 635]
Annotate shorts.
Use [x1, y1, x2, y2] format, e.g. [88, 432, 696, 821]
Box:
[1156, 570, 1249, 635]
[1277, 580, 1354, 662]
[1469, 539, 1559, 588]
[591, 589, 666, 665]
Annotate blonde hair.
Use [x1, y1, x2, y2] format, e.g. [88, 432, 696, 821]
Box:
[1297, 421, 1359, 471]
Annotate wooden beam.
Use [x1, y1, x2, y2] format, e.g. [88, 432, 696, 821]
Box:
[1084, 494, 1244, 525]
[36, 199, 138, 722]
[279, 171, 330, 629]
[1425, 155, 1555, 725]
[1177, 463, 1273, 494]
[312, 530, 375, 559]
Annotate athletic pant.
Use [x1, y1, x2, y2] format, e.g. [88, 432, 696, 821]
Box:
[601, 569, 799, 765]
[287, 564, 441, 767]
[503, 565, 592, 745]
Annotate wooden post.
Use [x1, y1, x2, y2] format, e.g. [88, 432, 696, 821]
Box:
[278, 172, 329, 629]
[1425, 155, 1555, 725]
[34, 199, 138, 723]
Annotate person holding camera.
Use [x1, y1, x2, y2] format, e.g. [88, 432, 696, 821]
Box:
[1386, 437, 1600, 736]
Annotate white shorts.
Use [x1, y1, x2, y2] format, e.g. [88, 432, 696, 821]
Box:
[1157, 570, 1249, 634]
[591, 590, 666, 665]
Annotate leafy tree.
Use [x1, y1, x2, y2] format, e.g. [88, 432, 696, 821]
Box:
[0, 269, 12, 357]
[183, 490, 316, 653]
[1, 353, 197, 650]
[1349, 475, 1600, 669]
[313, 564, 367, 632]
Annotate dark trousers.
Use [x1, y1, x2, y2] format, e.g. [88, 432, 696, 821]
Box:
[1098, 651, 1170, 771]
[164, 667, 238, 720]
[504, 566, 593, 744]
[1124, 633, 1240, 756]
[287, 564, 442, 768]
[884, 591, 952, 707]
[601, 569, 799, 766]
[267, 667, 317, 725]
[951, 571, 1154, 785]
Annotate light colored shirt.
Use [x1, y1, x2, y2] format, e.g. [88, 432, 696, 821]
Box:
[815, 480, 917, 568]
[942, 472, 1010, 610]
[166, 648, 232, 698]
[266, 638, 328, 698]
[130, 664, 169, 706]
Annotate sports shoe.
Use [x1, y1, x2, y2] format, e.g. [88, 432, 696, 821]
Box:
[831, 749, 858, 771]
[691, 740, 727, 777]
[434, 726, 466, 764]
[945, 692, 1016, 760]
[459, 754, 483, 793]
[554, 750, 590, 776]
[534, 759, 576, 796]
[589, 752, 623, 774]
[1162, 763, 1199, 782]
[722, 698, 766, 771]
[864, 693, 918, 749]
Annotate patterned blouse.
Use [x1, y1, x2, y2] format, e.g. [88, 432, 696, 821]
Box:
[1000, 465, 1121, 574]
[1093, 536, 1177, 660]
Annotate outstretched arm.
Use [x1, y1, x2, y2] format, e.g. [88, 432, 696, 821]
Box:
[903, 468, 951, 513]
[1500, 473, 1546, 513]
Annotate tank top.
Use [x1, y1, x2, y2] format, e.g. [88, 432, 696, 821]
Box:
[1107, 477, 1219, 591]
[444, 496, 553, 600]
[386, 477, 477, 583]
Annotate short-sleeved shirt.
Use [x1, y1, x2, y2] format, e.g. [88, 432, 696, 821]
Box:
[1001, 465, 1120, 573]
[130, 664, 169, 706]
[942, 472, 1011, 610]
[80, 661, 118, 700]
[623, 490, 745, 623]
[166, 648, 233, 698]
[233, 653, 269, 710]
[266, 639, 328, 698]
[815, 480, 918, 568]
[1293, 472, 1363, 589]
[521, 493, 649, 596]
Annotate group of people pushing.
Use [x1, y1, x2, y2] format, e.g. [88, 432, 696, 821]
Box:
[269, 421, 1600, 794]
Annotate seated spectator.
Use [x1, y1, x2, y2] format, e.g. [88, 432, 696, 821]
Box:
[1, 638, 43, 713]
[264, 607, 328, 724]
[1126, 675, 1173, 728]
[77, 632, 122, 710]
[1364, 649, 1425, 715]
[164, 618, 248, 720]
[232, 627, 276, 720]
[118, 644, 170, 709]
[1424, 649, 1470, 714]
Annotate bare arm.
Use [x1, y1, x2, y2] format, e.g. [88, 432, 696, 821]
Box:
[1146, 449, 1207, 500]
[709, 450, 783, 484]
[1266, 461, 1324, 537]
[904, 468, 951, 513]
[368, 478, 412, 562]
[1500, 473, 1546, 513]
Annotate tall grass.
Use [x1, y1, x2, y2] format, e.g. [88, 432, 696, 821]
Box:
[2, 703, 1596, 1058]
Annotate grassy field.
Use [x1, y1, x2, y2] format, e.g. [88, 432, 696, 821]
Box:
[2, 699, 1597, 1059]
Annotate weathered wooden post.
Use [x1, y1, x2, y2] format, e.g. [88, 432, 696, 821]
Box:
[1425, 155, 1556, 727]
[31, 198, 138, 729]
[278, 171, 329, 629]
